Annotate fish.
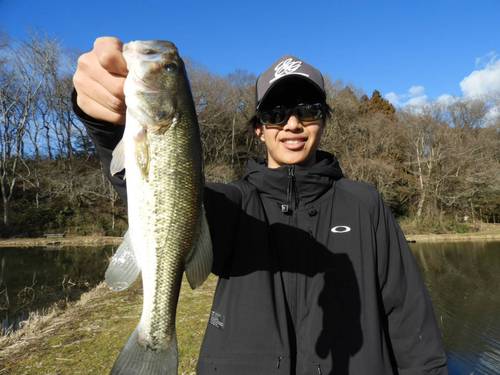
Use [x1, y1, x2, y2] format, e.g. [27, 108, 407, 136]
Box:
[105, 40, 213, 374]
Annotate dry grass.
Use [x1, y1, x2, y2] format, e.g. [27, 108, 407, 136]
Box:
[0, 275, 217, 375]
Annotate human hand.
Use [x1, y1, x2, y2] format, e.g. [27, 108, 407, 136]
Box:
[73, 37, 128, 125]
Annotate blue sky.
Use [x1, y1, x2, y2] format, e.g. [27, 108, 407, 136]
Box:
[1, 0, 500, 107]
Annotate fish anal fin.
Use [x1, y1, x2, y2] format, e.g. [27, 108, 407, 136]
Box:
[105, 231, 141, 291]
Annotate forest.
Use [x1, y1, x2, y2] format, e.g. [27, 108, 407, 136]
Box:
[1, 30, 500, 238]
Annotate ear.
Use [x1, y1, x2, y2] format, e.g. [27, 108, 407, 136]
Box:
[255, 124, 265, 142]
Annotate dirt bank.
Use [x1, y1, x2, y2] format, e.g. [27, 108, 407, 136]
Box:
[0, 236, 124, 248]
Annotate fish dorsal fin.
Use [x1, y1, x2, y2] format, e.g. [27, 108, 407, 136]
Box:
[105, 231, 141, 291]
[111, 139, 126, 176]
[184, 207, 213, 289]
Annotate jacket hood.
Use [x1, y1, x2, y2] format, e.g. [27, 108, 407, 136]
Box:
[242, 151, 344, 207]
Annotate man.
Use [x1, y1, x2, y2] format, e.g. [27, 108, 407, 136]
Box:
[73, 37, 449, 374]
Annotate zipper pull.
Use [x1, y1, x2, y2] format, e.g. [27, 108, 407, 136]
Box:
[276, 356, 283, 369]
[314, 362, 322, 375]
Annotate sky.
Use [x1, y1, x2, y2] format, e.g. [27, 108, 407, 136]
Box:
[1, 0, 500, 108]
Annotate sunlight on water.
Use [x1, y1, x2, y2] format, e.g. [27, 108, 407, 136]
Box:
[410, 241, 500, 375]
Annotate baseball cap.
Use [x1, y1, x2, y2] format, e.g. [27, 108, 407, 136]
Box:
[255, 55, 326, 109]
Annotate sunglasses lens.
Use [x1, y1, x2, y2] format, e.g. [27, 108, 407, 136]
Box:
[259, 106, 289, 126]
[296, 103, 323, 122]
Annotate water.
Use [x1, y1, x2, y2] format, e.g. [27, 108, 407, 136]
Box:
[1, 242, 499, 374]
[0, 245, 116, 334]
[410, 241, 500, 375]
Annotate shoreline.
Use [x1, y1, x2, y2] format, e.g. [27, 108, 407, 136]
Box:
[2, 232, 500, 248]
[0, 236, 124, 248]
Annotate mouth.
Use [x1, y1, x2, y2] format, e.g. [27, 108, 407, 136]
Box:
[281, 138, 307, 150]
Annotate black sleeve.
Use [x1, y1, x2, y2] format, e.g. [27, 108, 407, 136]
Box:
[204, 182, 242, 276]
[72, 89, 128, 205]
[376, 195, 449, 374]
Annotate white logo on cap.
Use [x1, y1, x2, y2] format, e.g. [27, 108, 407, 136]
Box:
[270, 58, 309, 83]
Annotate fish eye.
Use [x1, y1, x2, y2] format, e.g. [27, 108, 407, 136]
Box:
[164, 63, 177, 72]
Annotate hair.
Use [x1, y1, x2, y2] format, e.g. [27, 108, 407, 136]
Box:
[247, 101, 332, 129]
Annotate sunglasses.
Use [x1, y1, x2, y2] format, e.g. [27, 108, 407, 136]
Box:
[257, 103, 324, 127]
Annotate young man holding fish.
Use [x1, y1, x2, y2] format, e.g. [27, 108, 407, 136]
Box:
[73, 37, 449, 374]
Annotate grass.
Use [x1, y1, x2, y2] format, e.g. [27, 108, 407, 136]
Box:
[0, 274, 217, 375]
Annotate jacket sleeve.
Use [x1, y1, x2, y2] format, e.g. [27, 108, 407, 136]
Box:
[72, 89, 128, 205]
[204, 182, 242, 276]
[375, 196, 449, 375]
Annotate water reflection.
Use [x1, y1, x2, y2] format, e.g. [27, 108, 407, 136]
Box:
[0, 245, 115, 334]
[410, 241, 500, 375]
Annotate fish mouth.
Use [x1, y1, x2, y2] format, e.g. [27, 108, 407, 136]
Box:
[130, 75, 161, 94]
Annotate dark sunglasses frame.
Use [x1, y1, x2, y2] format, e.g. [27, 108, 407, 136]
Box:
[257, 103, 324, 127]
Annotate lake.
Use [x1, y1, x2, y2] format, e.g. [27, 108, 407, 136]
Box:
[0, 245, 116, 333]
[409, 241, 500, 375]
[1, 241, 499, 374]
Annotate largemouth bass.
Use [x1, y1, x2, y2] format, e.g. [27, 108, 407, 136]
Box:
[105, 40, 212, 374]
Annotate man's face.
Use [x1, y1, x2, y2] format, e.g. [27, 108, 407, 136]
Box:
[255, 111, 324, 168]
[255, 80, 325, 168]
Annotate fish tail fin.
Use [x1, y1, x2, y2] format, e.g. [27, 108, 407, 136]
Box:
[110, 326, 178, 375]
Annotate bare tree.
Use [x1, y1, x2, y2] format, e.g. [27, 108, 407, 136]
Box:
[0, 30, 60, 226]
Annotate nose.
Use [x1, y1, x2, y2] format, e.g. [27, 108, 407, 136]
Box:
[283, 115, 302, 131]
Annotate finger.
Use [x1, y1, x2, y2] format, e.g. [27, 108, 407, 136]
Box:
[77, 92, 126, 125]
[76, 51, 126, 103]
[94, 37, 128, 77]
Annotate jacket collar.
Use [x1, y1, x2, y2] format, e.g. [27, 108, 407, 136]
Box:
[242, 151, 344, 207]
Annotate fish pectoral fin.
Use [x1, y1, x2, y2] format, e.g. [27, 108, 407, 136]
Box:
[105, 230, 141, 291]
[110, 139, 126, 176]
[185, 207, 213, 290]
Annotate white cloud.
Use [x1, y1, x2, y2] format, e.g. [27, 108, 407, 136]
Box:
[436, 94, 459, 106]
[406, 95, 428, 107]
[385, 92, 399, 106]
[485, 106, 500, 124]
[409, 86, 425, 96]
[460, 52, 500, 97]
[384, 86, 427, 108]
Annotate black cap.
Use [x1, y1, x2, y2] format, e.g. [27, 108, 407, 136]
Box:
[255, 55, 326, 109]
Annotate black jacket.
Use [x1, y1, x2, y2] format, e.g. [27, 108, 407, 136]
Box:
[199, 156, 448, 375]
[74, 94, 448, 374]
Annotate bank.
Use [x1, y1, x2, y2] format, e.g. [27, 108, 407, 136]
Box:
[0, 273, 217, 375]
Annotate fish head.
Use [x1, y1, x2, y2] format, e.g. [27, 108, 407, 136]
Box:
[123, 40, 185, 134]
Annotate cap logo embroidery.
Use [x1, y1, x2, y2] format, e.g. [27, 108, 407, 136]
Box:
[270, 58, 309, 83]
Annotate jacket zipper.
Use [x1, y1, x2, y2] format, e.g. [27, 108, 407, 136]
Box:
[286, 165, 299, 331]
[286, 165, 299, 210]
